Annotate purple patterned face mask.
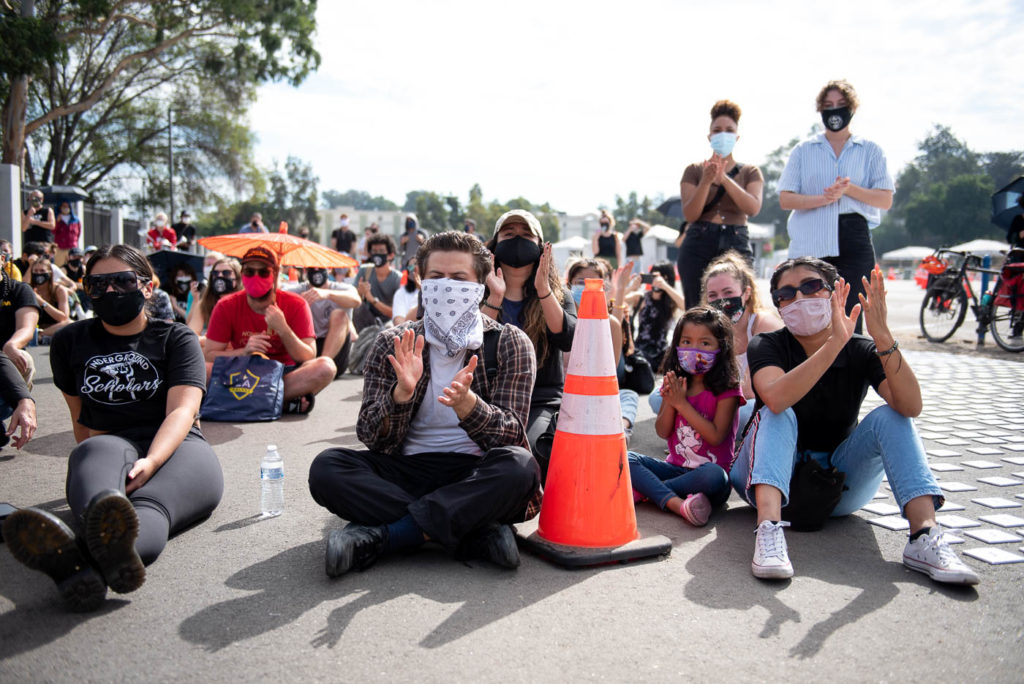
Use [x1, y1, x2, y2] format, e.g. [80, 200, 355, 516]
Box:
[676, 347, 719, 375]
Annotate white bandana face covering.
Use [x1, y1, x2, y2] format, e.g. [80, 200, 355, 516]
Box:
[421, 278, 486, 356]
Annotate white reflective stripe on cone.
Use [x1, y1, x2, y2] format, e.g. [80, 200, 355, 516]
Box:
[565, 318, 617, 378]
[557, 393, 624, 436]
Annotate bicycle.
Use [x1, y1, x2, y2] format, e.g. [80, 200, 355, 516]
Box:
[918, 247, 1024, 353]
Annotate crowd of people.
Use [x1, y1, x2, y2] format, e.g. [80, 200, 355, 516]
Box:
[2, 79, 984, 614]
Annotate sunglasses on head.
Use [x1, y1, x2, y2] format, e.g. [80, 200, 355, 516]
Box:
[84, 271, 145, 299]
[771, 278, 832, 306]
[242, 266, 272, 278]
[211, 269, 235, 278]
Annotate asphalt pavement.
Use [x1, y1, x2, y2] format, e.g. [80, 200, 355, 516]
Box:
[1, 305, 1023, 682]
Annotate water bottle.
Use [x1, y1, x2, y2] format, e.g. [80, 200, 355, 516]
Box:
[981, 291, 993, 308]
[260, 444, 284, 517]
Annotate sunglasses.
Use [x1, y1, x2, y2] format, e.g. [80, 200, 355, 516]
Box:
[771, 278, 833, 306]
[211, 269, 235, 278]
[241, 267, 272, 278]
[84, 271, 146, 299]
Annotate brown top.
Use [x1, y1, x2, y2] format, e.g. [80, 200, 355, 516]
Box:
[681, 162, 764, 226]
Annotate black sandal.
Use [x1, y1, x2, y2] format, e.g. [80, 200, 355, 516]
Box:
[283, 393, 316, 415]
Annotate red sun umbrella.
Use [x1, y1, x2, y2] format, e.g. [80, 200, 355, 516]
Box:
[197, 232, 359, 269]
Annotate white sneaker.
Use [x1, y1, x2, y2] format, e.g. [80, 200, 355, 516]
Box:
[903, 526, 980, 585]
[752, 520, 793, 579]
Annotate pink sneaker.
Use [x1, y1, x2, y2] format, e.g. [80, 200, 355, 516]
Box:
[679, 493, 711, 527]
[632, 489, 648, 504]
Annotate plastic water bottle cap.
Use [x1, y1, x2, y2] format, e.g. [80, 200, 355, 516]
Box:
[267, 444, 278, 452]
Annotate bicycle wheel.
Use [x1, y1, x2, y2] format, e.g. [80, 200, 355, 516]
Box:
[919, 284, 967, 342]
[989, 278, 1024, 352]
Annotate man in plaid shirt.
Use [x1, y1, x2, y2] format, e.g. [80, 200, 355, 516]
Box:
[309, 231, 540, 577]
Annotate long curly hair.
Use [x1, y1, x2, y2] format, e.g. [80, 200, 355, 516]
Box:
[701, 250, 765, 314]
[485, 234, 567, 367]
[197, 257, 242, 325]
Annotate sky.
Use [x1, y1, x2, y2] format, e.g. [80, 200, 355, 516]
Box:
[249, 0, 1024, 217]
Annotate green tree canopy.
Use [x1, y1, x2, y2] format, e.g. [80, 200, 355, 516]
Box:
[321, 189, 399, 211]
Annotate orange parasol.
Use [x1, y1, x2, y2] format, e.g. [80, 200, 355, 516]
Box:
[197, 232, 359, 269]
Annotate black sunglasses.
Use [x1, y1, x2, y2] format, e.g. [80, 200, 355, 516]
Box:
[84, 271, 146, 299]
[771, 278, 833, 306]
[211, 269, 236, 278]
[242, 266, 272, 278]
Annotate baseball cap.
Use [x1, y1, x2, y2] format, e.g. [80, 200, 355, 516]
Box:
[494, 209, 544, 241]
[84, 245, 98, 254]
[69, 247, 84, 257]
[240, 245, 279, 269]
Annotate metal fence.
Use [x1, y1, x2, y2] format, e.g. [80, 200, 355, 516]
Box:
[81, 204, 109, 247]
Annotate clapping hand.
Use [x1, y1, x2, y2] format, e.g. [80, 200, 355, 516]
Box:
[388, 328, 424, 403]
[661, 371, 689, 412]
[829, 277, 861, 346]
[859, 267, 891, 343]
[534, 242, 553, 297]
[485, 254, 506, 303]
[823, 176, 851, 204]
[438, 354, 478, 418]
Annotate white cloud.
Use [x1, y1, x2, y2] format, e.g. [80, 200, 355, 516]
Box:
[249, 0, 1024, 214]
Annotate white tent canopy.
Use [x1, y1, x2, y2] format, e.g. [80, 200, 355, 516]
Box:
[881, 245, 934, 261]
[947, 239, 1010, 256]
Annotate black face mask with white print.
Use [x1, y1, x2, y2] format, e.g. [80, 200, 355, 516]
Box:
[821, 106, 853, 132]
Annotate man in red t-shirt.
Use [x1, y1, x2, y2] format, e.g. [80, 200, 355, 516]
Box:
[205, 245, 335, 414]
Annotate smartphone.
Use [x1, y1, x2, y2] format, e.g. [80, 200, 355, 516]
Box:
[0, 502, 17, 543]
[640, 273, 655, 285]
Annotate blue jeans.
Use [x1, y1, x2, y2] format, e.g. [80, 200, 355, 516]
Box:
[730, 405, 943, 517]
[628, 452, 730, 510]
[620, 389, 639, 428]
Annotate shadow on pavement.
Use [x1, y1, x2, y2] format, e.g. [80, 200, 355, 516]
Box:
[178, 534, 603, 652]
[198, 423, 243, 446]
[0, 591, 129, 660]
[684, 507, 978, 659]
[20, 430, 77, 459]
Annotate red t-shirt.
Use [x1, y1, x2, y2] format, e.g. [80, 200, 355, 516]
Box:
[147, 226, 177, 250]
[205, 289, 314, 365]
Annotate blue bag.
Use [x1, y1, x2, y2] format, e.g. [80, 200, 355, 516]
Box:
[201, 354, 285, 422]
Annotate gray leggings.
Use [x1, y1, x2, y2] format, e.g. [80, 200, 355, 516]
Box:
[65, 429, 223, 565]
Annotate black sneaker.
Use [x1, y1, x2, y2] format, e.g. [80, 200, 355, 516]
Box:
[84, 490, 145, 594]
[456, 523, 520, 569]
[3, 507, 107, 612]
[325, 524, 388, 577]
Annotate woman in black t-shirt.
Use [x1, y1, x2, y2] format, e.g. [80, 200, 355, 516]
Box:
[2, 244, 223, 612]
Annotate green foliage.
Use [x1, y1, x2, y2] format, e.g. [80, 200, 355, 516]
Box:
[880, 125, 1019, 248]
[616, 191, 682, 231]
[321, 189, 398, 211]
[0, 12, 62, 102]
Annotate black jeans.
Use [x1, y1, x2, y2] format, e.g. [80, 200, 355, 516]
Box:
[65, 428, 223, 565]
[308, 445, 540, 550]
[677, 221, 753, 309]
[823, 214, 875, 335]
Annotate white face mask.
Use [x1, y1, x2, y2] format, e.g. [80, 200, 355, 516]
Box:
[780, 297, 832, 336]
[420, 278, 485, 356]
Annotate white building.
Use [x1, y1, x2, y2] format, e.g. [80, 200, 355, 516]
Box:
[315, 207, 408, 245]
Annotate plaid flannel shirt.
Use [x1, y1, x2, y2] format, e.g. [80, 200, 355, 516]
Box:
[356, 317, 543, 518]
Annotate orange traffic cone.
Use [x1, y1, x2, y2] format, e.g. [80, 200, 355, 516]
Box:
[517, 279, 671, 567]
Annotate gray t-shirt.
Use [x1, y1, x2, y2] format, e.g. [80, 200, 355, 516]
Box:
[353, 266, 401, 331]
[282, 281, 357, 338]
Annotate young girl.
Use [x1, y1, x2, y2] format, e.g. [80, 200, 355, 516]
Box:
[627, 305, 744, 526]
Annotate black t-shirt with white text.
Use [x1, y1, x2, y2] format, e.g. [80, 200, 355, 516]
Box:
[0, 280, 40, 346]
[51, 318, 206, 433]
[748, 329, 886, 453]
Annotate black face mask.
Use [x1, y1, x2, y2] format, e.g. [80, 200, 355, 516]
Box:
[175, 278, 192, 294]
[211, 276, 234, 294]
[308, 271, 328, 287]
[821, 106, 853, 132]
[31, 273, 51, 286]
[710, 295, 745, 323]
[93, 290, 146, 326]
[405, 219, 416, 230]
[493, 236, 541, 269]
[370, 253, 388, 267]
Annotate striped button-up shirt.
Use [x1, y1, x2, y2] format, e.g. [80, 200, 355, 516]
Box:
[778, 133, 894, 258]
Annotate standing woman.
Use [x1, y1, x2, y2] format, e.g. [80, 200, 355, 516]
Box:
[483, 210, 576, 479]
[778, 80, 894, 333]
[623, 219, 650, 274]
[678, 100, 764, 309]
[591, 209, 623, 269]
[53, 201, 82, 267]
[2, 244, 223, 611]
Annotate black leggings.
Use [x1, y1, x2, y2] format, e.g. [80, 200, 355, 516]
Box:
[65, 429, 223, 565]
[678, 222, 752, 309]
[822, 214, 875, 335]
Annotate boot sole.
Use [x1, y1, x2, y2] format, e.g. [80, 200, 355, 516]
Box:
[3, 508, 107, 612]
[85, 492, 146, 594]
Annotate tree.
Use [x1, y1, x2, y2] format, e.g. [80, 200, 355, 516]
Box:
[1, 0, 319, 176]
[321, 189, 399, 211]
[267, 157, 319, 234]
